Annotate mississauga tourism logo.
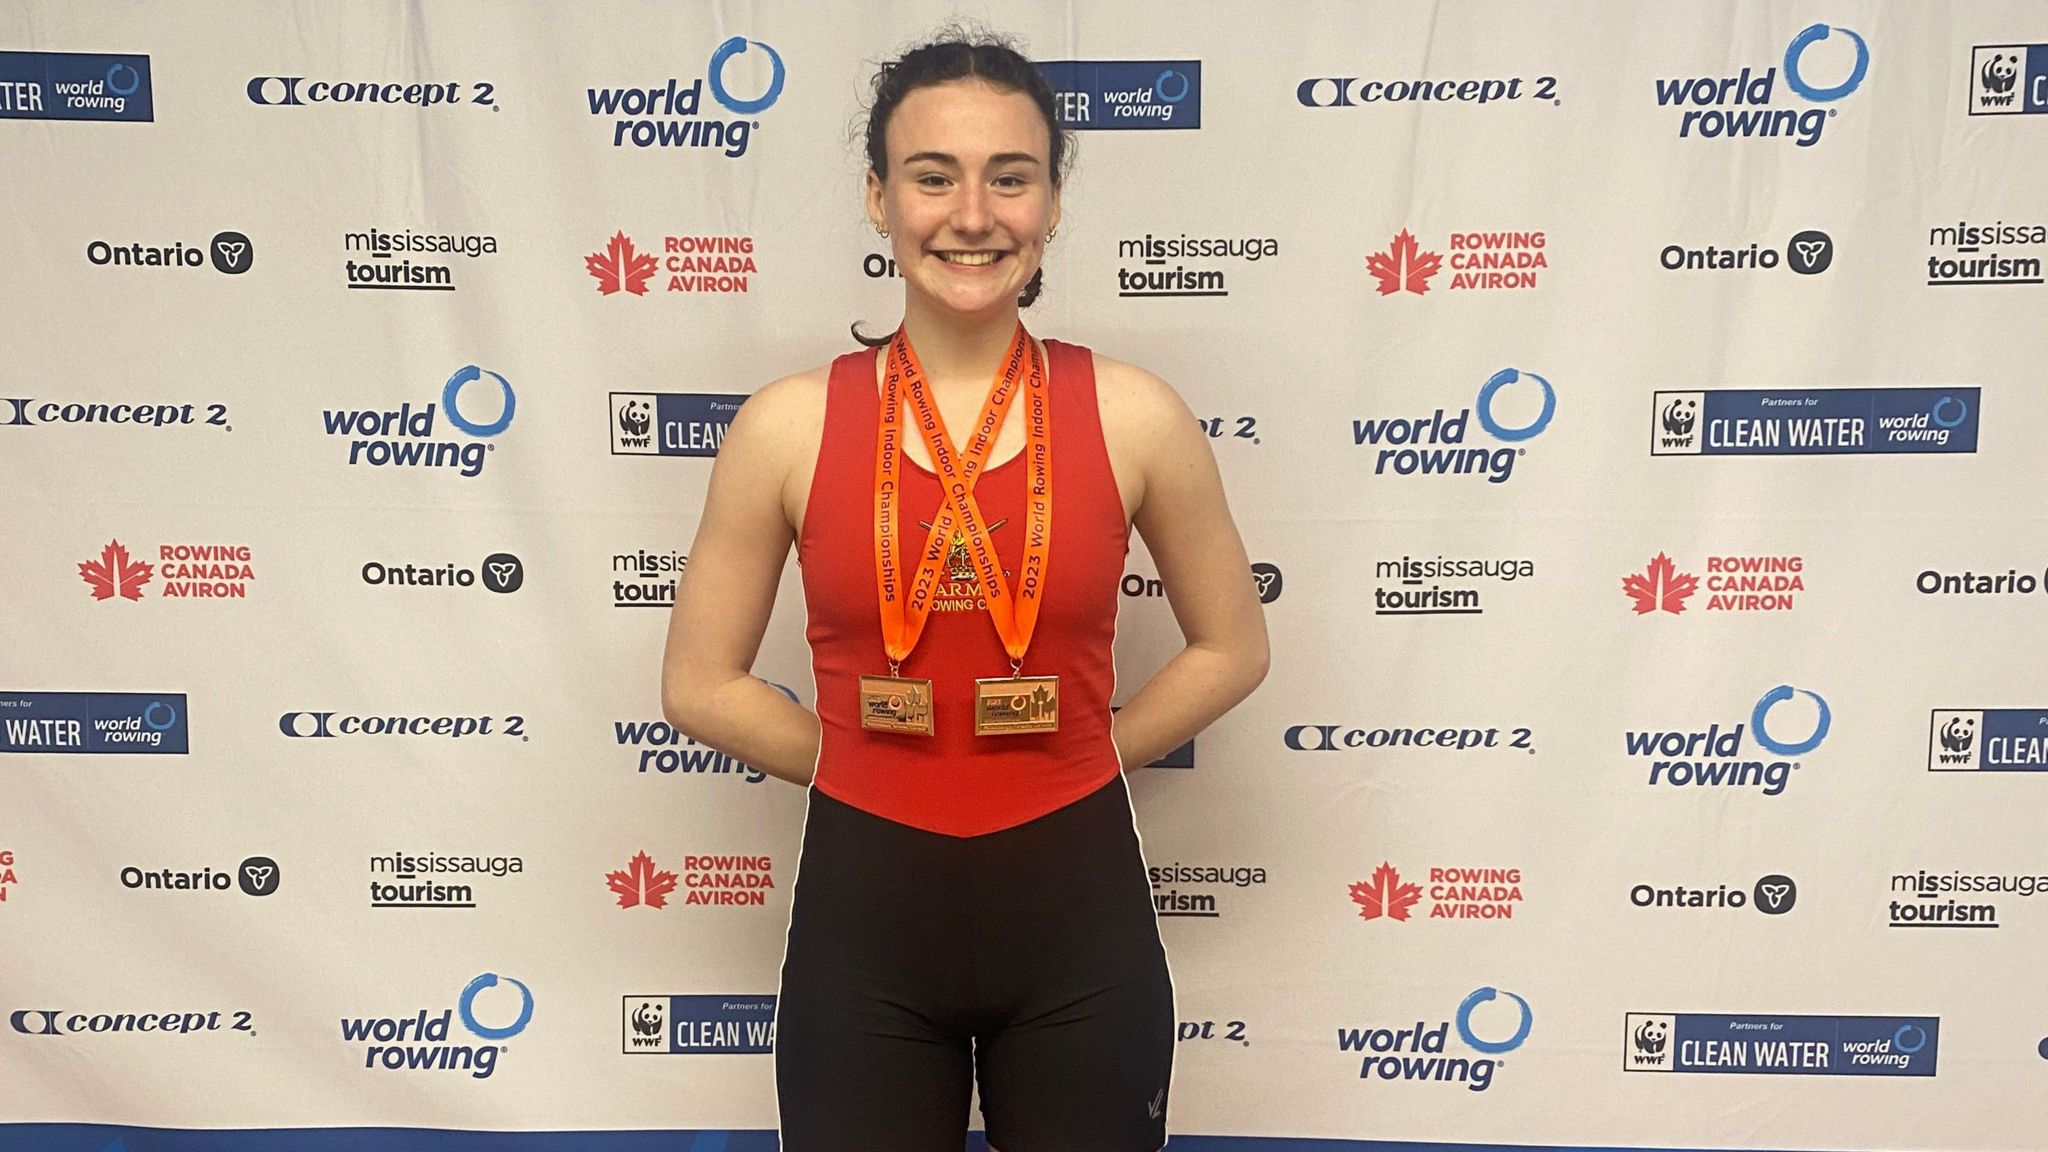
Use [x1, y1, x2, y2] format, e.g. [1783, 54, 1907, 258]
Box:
[1352, 862, 1523, 923]
[1626, 1013, 1936, 1076]
[0, 51, 153, 121]
[1969, 45, 2048, 116]
[1353, 368, 1557, 484]
[1373, 555, 1534, 616]
[1149, 861, 1267, 918]
[0, 692, 188, 755]
[1115, 231, 1275, 298]
[607, 850, 775, 908]
[1660, 229, 1833, 274]
[77, 539, 255, 602]
[1336, 987, 1533, 1092]
[1651, 387, 1979, 455]
[587, 232, 757, 296]
[586, 37, 783, 155]
[1928, 709, 2048, 772]
[1624, 685, 1829, 797]
[1887, 868, 2048, 930]
[612, 549, 687, 608]
[1622, 552, 1805, 615]
[1654, 23, 1868, 147]
[369, 852, 523, 910]
[1367, 229, 1547, 296]
[616, 719, 767, 782]
[343, 228, 497, 291]
[1630, 875, 1797, 915]
[1926, 220, 2044, 287]
[342, 973, 532, 1079]
[622, 995, 776, 1054]
[1039, 61, 1201, 129]
[323, 365, 516, 477]
[610, 392, 742, 457]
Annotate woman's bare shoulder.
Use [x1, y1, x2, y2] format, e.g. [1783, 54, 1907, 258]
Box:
[1081, 348, 1193, 437]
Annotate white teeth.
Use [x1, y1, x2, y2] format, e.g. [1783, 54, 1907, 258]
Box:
[939, 251, 999, 266]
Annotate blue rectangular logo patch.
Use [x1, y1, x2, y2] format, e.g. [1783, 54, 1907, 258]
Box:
[610, 392, 745, 457]
[0, 52, 154, 122]
[0, 692, 189, 754]
[623, 995, 775, 1053]
[1651, 387, 1979, 455]
[1036, 61, 1200, 130]
[1625, 1013, 1938, 1076]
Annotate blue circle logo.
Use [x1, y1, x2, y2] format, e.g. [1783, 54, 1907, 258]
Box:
[106, 62, 141, 96]
[1155, 69, 1191, 104]
[1751, 685, 1831, 756]
[458, 973, 533, 1042]
[1893, 1024, 1927, 1055]
[708, 37, 785, 116]
[1932, 395, 1968, 429]
[1454, 987, 1532, 1055]
[442, 365, 516, 438]
[1475, 368, 1556, 443]
[143, 700, 178, 731]
[1783, 24, 1869, 103]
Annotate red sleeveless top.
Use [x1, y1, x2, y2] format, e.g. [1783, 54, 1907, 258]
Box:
[797, 340, 1128, 836]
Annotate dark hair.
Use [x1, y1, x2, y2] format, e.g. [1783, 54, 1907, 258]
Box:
[853, 33, 1070, 347]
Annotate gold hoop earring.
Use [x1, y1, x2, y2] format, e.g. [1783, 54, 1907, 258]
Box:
[1045, 226, 1057, 242]
[875, 225, 889, 239]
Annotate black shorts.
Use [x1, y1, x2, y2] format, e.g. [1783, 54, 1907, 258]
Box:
[775, 775, 1175, 1151]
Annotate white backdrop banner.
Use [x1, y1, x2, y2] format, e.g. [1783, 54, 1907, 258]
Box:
[4, 1, 2046, 1149]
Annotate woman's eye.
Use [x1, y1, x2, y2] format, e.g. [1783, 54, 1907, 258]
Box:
[916, 173, 949, 187]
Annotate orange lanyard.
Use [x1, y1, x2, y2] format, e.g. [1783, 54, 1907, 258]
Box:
[872, 325, 1050, 672]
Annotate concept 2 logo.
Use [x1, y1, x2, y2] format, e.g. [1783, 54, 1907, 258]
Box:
[1352, 368, 1557, 483]
[1655, 23, 1869, 146]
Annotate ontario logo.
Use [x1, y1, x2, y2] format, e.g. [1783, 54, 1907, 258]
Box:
[1625, 685, 1830, 797]
[1337, 987, 1532, 1091]
[586, 37, 783, 155]
[1651, 387, 1979, 456]
[587, 232, 757, 296]
[1368, 229, 1547, 296]
[322, 365, 515, 477]
[341, 973, 533, 1079]
[1352, 862, 1523, 922]
[1654, 23, 1869, 146]
[1626, 1013, 1937, 1076]
[1927, 709, 2048, 772]
[1352, 368, 1557, 483]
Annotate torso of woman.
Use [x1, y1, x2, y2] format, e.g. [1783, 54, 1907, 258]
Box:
[782, 340, 1145, 836]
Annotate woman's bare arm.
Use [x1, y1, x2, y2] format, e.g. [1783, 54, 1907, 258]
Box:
[659, 372, 826, 786]
[1097, 358, 1271, 770]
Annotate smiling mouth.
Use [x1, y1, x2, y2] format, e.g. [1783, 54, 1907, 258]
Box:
[936, 251, 1004, 266]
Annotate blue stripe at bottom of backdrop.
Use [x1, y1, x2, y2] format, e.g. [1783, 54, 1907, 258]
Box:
[0, 1127, 1827, 1152]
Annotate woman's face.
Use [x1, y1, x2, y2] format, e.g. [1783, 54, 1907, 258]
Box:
[867, 78, 1061, 324]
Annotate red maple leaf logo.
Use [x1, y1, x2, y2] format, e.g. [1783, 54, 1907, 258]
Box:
[587, 231, 658, 296]
[1366, 229, 1442, 296]
[1622, 552, 1699, 616]
[1349, 861, 1423, 922]
[79, 539, 153, 602]
[607, 850, 679, 909]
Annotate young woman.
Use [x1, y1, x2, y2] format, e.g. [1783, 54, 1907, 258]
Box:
[660, 35, 1269, 1151]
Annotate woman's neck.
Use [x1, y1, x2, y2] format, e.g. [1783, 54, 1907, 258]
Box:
[898, 299, 1024, 390]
